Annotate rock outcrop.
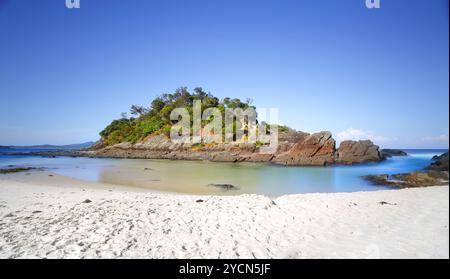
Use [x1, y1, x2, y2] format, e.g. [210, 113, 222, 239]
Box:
[20, 130, 386, 166]
[380, 149, 408, 158]
[363, 151, 449, 188]
[427, 152, 449, 172]
[336, 140, 382, 164]
[278, 129, 309, 143]
[363, 172, 447, 188]
[273, 131, 336, 166]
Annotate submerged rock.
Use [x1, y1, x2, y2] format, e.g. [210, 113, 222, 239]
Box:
[207, 183, 239, 190]
[378, 201, 397, 206]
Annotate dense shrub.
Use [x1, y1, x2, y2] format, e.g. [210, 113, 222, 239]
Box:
[99, 87, 288, 145]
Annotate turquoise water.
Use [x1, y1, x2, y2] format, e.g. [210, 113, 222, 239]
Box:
[0, 148, 447, 196]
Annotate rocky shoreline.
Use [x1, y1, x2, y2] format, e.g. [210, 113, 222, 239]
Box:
[4, 130, 385, 167]
[363, 152, 449, 188]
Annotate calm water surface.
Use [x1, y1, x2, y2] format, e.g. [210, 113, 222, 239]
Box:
[0, 148, 447, 196]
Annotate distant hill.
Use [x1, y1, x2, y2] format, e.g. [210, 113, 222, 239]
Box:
[4, 141, 95, 151]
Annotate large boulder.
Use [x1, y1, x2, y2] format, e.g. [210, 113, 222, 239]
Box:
[272, 131, 336, 166]
[337, 140, 382, 164]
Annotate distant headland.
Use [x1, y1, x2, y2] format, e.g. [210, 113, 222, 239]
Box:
[0, 142, 94, 151]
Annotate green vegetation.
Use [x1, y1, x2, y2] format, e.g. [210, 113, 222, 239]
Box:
[99, 87, 288, 146]
[278, 125, 290, 133]
[263, 123, 290, 133]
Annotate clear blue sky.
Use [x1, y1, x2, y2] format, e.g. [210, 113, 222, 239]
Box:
[0, 0, 448, 148]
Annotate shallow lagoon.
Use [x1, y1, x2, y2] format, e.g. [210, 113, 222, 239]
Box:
[0, 149, 446, 196]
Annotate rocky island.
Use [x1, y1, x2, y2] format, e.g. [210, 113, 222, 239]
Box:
[24, 129, 384, 166]
[83, 130, 383, 166]
[10, 88, 384, 166]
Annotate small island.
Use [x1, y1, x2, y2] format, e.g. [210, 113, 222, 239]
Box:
[77, 87, 385, 166]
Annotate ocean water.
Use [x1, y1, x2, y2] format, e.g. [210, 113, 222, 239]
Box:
[0, 148, 447, 196]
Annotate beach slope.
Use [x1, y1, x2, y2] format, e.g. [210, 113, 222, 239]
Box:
[0, 173, 448, 259]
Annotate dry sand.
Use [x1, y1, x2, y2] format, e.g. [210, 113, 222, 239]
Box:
[0, 170, 448, 259]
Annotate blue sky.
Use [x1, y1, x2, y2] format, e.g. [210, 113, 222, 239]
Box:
[0, 0, 448, 148]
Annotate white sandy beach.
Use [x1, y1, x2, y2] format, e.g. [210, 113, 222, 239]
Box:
[0, 170, 448, 259]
